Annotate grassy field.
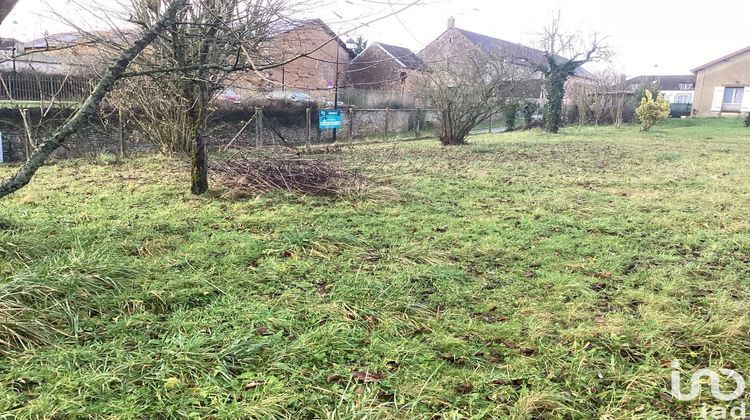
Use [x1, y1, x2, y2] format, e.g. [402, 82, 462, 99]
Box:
[0, 118, 749, 418]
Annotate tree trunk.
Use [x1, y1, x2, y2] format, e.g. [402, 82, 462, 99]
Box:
[439, 105, 467, 145]
[0, 0, 187, 199]
[187, 84, 208, 195]
[543, 76, 566, 134]
[191, 136, 208, 194]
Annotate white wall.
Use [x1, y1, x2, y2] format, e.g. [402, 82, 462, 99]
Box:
[660, 90, 694, 104]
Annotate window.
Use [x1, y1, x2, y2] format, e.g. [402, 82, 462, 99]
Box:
[678, 83, 694, 91]
[676, 94, 691, 104]
[723, 87, 744, 104]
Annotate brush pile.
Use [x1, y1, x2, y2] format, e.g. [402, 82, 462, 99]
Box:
[211, 156, 364, 197]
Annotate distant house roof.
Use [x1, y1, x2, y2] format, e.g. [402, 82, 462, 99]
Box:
[691, 45, 750, 73]
[271, 18, 355, 59]
[454, 27, 594, 79]
[626, 75, 696, 91]
[364, 42, 423, 70]
[24, 32, 86, 50]
[22, 30, 133, 51]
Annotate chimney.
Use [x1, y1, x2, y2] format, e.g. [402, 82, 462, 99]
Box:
[448, 16, 455, 30]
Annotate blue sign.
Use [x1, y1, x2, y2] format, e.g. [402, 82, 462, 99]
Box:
[319, 109, 342, 130]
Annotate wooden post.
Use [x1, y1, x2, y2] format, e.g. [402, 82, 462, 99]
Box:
[385, 108, 390, 141]
[255, 106, 263, 147]
[488, 114, 493, 134]
[415, 108, 421, 139]
[20, 109, 33, 161]
[305, 107, 311, 149]
[347, 107, 353, 142]
[118, 108, 126, 158]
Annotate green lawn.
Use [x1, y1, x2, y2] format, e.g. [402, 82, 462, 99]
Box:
[1, 118, 749, 418]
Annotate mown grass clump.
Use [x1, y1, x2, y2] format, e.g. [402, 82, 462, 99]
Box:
[0, 118, 748, 417]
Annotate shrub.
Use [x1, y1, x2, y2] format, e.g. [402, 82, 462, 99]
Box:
[745, 113, 750, 128]
[635, 90, 669, 131]
[521, 100, 540, 129]
[505, 102, 519, 132]
[563, 105, 579, 127]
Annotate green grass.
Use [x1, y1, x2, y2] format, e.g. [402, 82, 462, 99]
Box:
[1, 118, 749, 418]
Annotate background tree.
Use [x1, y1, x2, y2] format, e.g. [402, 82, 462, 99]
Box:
[566, 80, 593, 129]
[350, 35, 367, 56]
[414, 52, 529, 145]
[521, 100, 539, 129]
[597, 68, 631, 128]
[537, 12, 611, 133]
[505, 101, 519, 132]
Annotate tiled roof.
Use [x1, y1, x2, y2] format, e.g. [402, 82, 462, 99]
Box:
[374, 42, 423, 70]
[456, 28, 593, 78]
[625, 75, 696, 91]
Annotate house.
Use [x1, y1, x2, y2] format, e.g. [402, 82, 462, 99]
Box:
[625, 75, 695, 104]
[234, 19, 354, 101]
[418, 17, 594, 101]
[0, 31, 117, 75]
[347, 42, 424, 90]
[691, 45, 750, 117]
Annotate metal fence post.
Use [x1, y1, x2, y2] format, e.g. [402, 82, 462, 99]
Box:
[255, 106, 263, 147]
[305, 107, 311, 149]
[385, 108, 390, 141]
[347, 107, 353, 142]
[118, 108, 126, 158]
[415, 108, 421, 139]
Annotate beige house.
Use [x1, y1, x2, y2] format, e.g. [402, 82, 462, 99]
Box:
[691, 45, 750, 117]
[417, 17, 594, 102]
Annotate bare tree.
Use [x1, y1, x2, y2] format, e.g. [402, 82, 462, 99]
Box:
[566, 80, 593, 129]
[414, 51, 529, 145]
[107, 0, 288, 195]
[0, 0, 188, 199]
[537, 12, 611, 133]
[594, 68, 630, 128]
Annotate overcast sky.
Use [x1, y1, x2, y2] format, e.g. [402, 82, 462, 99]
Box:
[1, 0, 749, 77]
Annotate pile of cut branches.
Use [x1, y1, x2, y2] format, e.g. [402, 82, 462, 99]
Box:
[211, 156, 364, 198]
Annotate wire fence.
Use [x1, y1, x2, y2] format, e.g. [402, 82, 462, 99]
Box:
[0, 72, 92, 103]
[210, 106, 439, 150]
